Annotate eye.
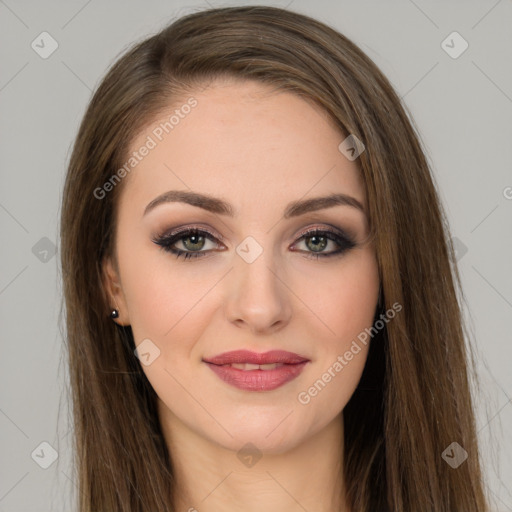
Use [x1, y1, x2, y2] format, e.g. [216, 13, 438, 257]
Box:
[151, 225, 356, 261]
[152, 227, 223, 260]
[291, 227, 356, 260]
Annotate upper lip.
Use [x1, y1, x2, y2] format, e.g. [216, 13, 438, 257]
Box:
[203, 350, 309, 365]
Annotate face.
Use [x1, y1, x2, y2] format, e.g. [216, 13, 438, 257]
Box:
[103, 78, 380, 455]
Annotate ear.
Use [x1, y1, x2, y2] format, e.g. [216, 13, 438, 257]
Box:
[101, 255, 130, 326]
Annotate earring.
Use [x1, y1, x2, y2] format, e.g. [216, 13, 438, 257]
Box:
[110, 309, 119, 319]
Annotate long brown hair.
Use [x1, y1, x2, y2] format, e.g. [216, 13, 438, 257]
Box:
[59, 5, 488, 511]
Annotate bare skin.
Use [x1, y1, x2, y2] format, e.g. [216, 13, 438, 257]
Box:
[103, 77, 380, 512]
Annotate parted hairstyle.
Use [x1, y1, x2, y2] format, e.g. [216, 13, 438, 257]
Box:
[59, 5, 488, 511]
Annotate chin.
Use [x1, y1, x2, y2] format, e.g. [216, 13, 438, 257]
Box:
[218, 429, 303, 456]
[207, 409, 311, 455]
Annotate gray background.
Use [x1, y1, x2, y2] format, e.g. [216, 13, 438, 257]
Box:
[1, 0, 511, 510]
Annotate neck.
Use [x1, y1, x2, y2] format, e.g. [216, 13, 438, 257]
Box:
[158, 404, 349, 512]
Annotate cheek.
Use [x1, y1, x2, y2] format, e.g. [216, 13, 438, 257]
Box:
[295, 250, 379, 409]
[297, 343, 369, 435]
[118, 235, 206, 345]
[301, 248, 380, 347]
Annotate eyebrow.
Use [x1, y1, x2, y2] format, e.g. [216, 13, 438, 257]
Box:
[143, 190, 365, 218]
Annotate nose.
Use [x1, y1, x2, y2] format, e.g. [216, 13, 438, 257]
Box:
[224, 244, 293, 335]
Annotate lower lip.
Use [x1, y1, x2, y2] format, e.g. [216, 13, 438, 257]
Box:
[204, 362, 309, 391]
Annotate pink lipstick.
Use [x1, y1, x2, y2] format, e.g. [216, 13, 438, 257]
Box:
[203, 350, 309, 391]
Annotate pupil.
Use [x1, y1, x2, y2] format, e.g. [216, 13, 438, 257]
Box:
[184, 234, 204, 251]
[308, 235, 327, 252]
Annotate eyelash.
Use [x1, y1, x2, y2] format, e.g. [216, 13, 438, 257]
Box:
[152, 225, 356, 261]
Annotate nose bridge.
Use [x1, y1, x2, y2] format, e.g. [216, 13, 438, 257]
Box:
[225, 235, 292, 332]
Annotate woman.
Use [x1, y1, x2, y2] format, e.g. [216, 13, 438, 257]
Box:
[60, 5, 488, 511]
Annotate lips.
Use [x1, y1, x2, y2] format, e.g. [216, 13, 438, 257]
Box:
[202, 350, 310, 391]
[202, 349, 309, 366]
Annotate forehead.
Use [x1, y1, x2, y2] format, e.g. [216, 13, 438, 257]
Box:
[120, 78, 366, 216]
